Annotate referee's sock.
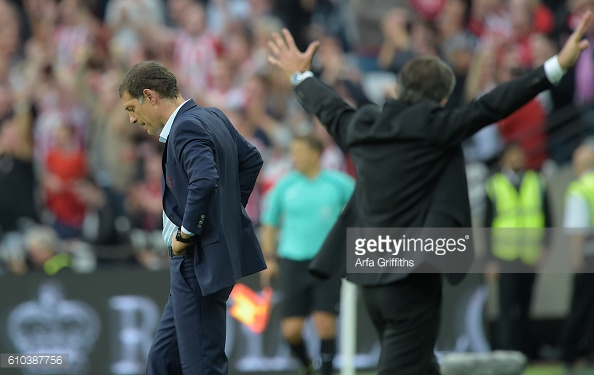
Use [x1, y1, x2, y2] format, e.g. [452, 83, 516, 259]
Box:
[289, 340, 311, 369]
[320, 338, 336, 375]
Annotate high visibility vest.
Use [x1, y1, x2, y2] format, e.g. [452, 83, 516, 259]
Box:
[566, 171, 594, 227]
[43, 253, 71, 276]
[486, 170, 545, 265]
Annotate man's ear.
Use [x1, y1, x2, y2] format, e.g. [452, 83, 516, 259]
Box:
[143, 89, 157, 105]
[440, 97, 448, 107]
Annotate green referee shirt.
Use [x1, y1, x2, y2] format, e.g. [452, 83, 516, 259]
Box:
[261, 169, 355, 261]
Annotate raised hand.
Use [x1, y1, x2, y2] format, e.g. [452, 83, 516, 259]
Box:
[558, 10, 593, 70]
[267, 28, 320, 79]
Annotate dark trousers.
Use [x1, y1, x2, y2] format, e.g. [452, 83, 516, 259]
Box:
[362, 272, 442, 375]
[147, 254, 233, 375]
[560, 258, 594, 365]
[497, 272, 536, 355]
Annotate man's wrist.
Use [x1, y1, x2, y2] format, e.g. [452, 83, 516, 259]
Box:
[176, 228, 194, 243]
[290, 71, 314, 87]
[544, 55, 566, 85]
[180, 225, 194, 237]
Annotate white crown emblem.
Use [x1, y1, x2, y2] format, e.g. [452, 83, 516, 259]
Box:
[7, 280, 101, 374]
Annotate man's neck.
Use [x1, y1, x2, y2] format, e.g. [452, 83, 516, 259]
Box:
[302, 165, 321, 179]
[502, 167, 524, 187]
[161, 96, 187, 124]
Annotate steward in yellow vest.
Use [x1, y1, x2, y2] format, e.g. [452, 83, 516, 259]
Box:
[565, 170, 594, 227]
[560, 142, 594, 370]
[483, 145, 551, 355]
[485, 169, 549, 266]
[24, 227, 72, 276]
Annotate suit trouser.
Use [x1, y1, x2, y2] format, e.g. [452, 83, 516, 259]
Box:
[496, 271, 536, 355]
[560, 257, 594, 365]
[147, 254, 233, 375]
[362, 273, 442, 375]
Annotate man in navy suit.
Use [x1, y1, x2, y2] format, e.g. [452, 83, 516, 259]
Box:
[119, 61, 266, 375]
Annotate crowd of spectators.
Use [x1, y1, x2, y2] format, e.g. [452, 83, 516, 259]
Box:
[0, 0, 593, 275]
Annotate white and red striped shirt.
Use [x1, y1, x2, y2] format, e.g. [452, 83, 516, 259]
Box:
[54, 25, 92, 72]
[173, 31, 220, 96]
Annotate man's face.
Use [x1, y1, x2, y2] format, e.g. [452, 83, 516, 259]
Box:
[291, 140, 320, 173]
[122, 91, 160, 135]
[573, 146, 594, 175]
[503, 146, 526, 171]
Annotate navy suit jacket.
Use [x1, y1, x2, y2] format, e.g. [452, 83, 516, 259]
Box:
[162, 100, 266, 295]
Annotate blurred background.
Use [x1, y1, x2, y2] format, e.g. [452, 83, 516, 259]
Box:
[0, 0, 593, 374]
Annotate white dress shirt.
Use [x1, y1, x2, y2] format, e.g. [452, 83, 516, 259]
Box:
[159, 99, 191, 247]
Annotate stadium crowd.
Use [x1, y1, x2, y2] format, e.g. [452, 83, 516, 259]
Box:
[0, 0, 588, 265]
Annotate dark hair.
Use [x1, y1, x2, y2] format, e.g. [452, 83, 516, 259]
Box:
[118, 61, 180, 101]
[397, 56, 456, 105]
[294, 134, 324, 154]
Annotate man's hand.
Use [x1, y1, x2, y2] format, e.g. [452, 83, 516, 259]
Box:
[558, 10, 593, 70]
[260, 258, 278, 288]
[267, 28, 320, 79]
[171, 232, 194, 256]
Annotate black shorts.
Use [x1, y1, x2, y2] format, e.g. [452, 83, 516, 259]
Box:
[279, 258, 341, 318]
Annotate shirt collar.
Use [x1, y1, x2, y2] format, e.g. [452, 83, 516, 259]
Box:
[159, 99, 190, 143]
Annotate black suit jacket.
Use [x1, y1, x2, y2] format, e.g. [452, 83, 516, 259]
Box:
[295, 66, 554, 286]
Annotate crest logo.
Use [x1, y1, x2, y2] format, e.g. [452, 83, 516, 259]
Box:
[7, 280, 101, 374]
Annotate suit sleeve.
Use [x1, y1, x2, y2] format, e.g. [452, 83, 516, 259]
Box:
[293, 78, 356, 151]
[427, 66, 552, 147]
[212, 108, 263, 206]
[173, 119, 218, 236]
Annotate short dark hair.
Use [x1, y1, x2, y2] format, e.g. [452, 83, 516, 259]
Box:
[294, 134, 324, 154]
[397, 56, 456, 105]
[118, 61, 180, 100]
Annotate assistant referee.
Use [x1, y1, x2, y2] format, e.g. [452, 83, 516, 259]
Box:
[260, 134, 354, 375]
